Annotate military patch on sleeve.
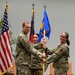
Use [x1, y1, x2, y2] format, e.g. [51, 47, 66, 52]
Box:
[59, 49, 63, 53]
[21, 36, 28, 43]
[55, 48, 64, 55]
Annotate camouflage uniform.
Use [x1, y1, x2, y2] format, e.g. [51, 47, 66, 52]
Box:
[29, 43, 48, 75]
[46, 42, 69, 75]
[15, 31, 43, 75]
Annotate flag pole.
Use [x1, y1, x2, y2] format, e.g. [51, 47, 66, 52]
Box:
[29, 3, 35, 43]
[32, 3, 35, 20]
[42, 5, 47, 75]
[42, 30, 45, 75]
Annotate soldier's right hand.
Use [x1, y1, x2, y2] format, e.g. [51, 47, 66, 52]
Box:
[42, 52, 46, 58]
[42, 58, 46, 63]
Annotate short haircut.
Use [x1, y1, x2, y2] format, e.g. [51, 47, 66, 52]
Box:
[22, 22, 30, 27]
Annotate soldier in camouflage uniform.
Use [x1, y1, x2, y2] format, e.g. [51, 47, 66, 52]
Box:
[29, 33, 48, 75]
[43, 32, 70, 75]
[14, 22, 46, 75]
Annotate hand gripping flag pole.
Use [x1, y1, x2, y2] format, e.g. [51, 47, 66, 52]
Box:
[42, 5, 47, 75]
[42, 5, 51, 75]
[42, 30, 46, 75]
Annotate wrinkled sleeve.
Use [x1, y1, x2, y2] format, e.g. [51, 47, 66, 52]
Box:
[18, 35, 42, 61]
[45, 48, 54, 55]
[46, 46, 69, 64]
[33, 43, 42, 49]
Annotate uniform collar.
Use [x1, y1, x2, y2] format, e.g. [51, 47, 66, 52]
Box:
[60, 42, 66, 46]
[22, 31, 27, 35]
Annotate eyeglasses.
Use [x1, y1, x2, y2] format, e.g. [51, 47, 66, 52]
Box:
[60, 35, 66, 38]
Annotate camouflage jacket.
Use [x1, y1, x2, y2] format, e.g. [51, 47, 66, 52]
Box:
[46, 42, 70, 70]
[15, 31, 42, 66]
[29, 43, 48, 70]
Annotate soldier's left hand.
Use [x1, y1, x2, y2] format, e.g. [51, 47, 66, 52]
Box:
[42, 43, 47, 49]
[41, 38, 46, 45]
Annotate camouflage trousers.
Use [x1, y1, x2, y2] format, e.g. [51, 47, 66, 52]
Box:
[31, 69, 43, 75]
[54, 68, 68, 75]
[16, 64, 33, 75]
